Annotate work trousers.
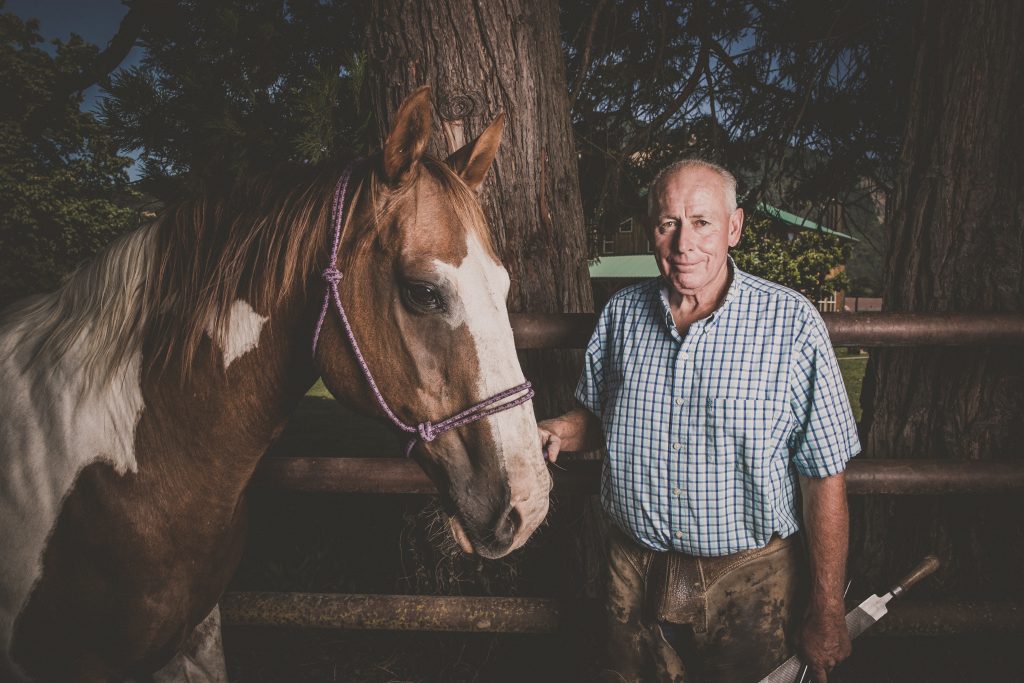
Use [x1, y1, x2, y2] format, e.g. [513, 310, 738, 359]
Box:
[601, 523, 803, 683]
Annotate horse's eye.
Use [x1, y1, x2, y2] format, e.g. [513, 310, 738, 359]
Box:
[401, 282, 447, 313]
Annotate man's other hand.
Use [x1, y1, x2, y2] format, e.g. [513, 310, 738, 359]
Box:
[796, 604, 851, 682]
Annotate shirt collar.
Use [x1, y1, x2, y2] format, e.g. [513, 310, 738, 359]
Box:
[655, 255, 746, 333]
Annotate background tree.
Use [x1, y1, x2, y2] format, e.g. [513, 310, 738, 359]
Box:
[99, 0, 372, 199]
[0, 10, 138, 308]
[857, 0, 1024, 601]
[93, 0, 903, 301]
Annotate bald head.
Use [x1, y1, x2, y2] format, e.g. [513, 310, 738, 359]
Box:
[648, 159, 738, 214]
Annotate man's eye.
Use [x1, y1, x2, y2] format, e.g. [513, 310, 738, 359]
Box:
[658, 221, 677, 233]
[402, 282, 447, 313]
[695, 220, 711, 227]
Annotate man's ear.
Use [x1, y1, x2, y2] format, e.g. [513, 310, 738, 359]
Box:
[445, 113, 505, 191]
[382, 86, 432, 184]
[728, 207, 744, 247]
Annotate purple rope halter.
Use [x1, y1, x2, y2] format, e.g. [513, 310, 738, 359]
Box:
[312, 162, 535, 457]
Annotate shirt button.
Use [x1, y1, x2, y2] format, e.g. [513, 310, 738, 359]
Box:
[675, 530, 684, 539]
[672, 442, 681, 451]
[672, 488, 682, 497]
[674, 397, 684, 406]
[681, 352, 689, 361]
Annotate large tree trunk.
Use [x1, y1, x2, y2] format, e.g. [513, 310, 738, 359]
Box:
[857, 0, 1024, 599]
[365, 0, 604, 599]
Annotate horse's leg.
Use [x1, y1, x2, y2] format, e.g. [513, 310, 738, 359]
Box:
[149, 605, 228, 683]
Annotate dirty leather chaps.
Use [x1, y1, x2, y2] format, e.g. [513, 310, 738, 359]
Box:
[601, 522, 804, 683]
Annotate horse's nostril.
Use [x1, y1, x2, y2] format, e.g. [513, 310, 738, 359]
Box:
[493, 505, 520, 548]
[506, 506, 522, 540]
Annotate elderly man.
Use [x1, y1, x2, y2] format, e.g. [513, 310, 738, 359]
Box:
[539, 159, 859, 682]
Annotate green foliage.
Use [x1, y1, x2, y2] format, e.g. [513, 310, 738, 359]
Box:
[0, 9, 138, 308]
[98, 0, 372, 199]
[732, 215, 850, 300]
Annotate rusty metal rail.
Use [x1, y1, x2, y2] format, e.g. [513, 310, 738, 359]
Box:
[221, 592, 1023, 636]
[252, 458, 1024, 496]
[509, 312, 1024, 348]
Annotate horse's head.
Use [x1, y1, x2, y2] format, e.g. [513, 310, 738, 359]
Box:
[314, 88, 550, 559]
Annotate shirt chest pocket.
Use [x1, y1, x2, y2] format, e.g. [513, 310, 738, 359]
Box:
[706, 398, 790, 465]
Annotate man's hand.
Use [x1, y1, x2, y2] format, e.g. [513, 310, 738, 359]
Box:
[797, 603, 851, 682]
[535, 407, 603, 463]
[537, 422, 563, 462]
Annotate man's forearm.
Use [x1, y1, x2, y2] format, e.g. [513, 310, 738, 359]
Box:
[537, 406, 603, 453]
[797, 471, 852, 681]
[800, 472, 849, 611]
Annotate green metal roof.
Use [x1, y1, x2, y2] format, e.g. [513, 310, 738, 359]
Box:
[587, 255, 661, 278]
[756, 202, 857, 241]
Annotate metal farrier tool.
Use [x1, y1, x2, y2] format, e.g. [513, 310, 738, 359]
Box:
[758, 555, 941, 683]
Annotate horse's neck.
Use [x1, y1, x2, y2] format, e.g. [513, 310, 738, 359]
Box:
[135, 298, 317, 504]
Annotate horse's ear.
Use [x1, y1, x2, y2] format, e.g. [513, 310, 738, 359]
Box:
[445, 113, 505, 191]
[382, 86, 432, 184]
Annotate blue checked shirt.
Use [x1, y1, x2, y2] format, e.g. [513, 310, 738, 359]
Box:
[576, 261, 860, 556]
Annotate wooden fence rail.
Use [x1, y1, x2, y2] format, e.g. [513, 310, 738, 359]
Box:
[222, 593, 1023, 636]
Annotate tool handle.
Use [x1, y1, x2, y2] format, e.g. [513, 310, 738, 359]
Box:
[892, 555, 940, 596]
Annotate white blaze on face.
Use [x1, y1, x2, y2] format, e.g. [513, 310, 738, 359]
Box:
[204, 299, 269, 368]
[433, 233, 550, 550]
[0, 229, 152, 681]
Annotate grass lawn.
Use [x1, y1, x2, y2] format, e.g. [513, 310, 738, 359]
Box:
[834, 347, 869, 422]
[306, 377, 334, 399]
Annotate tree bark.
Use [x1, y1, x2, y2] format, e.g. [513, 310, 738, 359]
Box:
[365, 0, 603, 598]
[857, 0, 1024, 599]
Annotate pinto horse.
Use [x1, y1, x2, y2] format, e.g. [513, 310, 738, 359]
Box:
[0, 87, 550, 682]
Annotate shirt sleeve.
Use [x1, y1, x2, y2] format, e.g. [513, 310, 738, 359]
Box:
[788, 304, 861, 477]
[575, 303, 611, 420]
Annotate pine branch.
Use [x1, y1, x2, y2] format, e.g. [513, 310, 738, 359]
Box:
[570, 0, 611, 107]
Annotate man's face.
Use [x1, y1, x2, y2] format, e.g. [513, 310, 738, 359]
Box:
[648, 167, 744, 299]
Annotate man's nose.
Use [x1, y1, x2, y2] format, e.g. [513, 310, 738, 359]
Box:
[672, 224, 696, 252]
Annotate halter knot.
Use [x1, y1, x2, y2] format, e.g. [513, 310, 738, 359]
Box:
[322, 266, 342, 286]
[417, 421, 437, 443]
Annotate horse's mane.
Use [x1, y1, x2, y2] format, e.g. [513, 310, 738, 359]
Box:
[0, 224, 158, 391]
[146, 163, 338, 377]
[0, 154, 491, 389]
